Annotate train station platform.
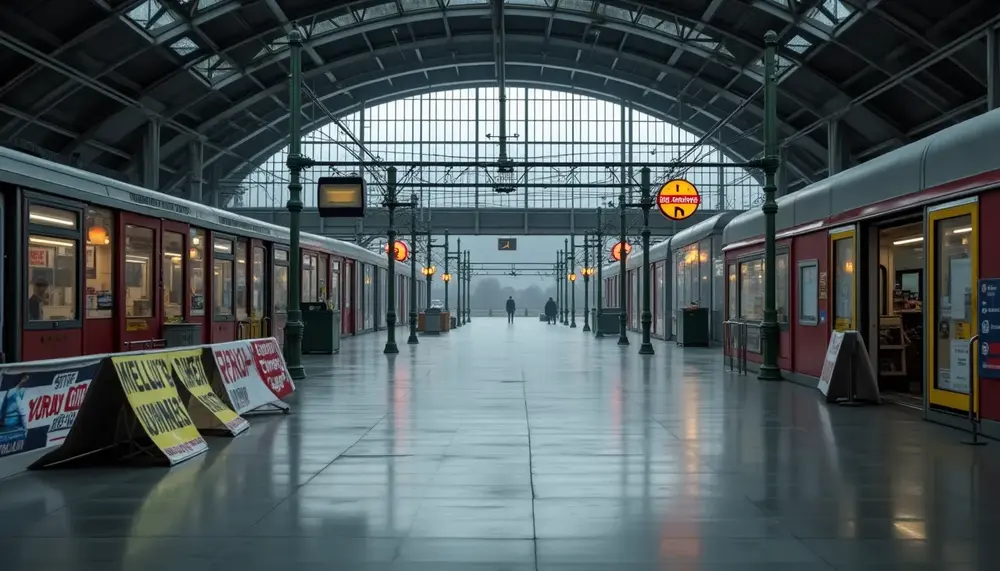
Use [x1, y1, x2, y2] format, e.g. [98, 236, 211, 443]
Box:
[1, 319, 999, 570]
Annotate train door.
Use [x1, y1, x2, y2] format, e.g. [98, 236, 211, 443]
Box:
[272, 246, 289, 346]
[829, 226, 857, 332]
[118, 212, 161, 350]
[161, 220, 188, 345]
[342, 260, 354, 335]
[208, 235, 238, 343]
[82, 206, 115, 356]
[187, 228, 208, 343]
[926, 199, 978, 414]
[250, 240, 267, 339]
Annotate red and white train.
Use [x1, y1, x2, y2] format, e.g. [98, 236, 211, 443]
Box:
[0, 146, 424, 363]
[722, 107, 1000, 433]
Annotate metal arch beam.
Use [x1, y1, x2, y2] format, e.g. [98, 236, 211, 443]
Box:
[154, 32, 827, 171]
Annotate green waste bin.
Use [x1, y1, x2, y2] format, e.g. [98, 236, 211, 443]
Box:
[676, 306, 709, 347]
[302, 302, 341, 354]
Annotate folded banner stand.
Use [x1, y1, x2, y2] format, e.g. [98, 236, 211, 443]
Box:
[207, 338, 296, 415]
[169, 349, 250, 437]
[34, 353, 209, 468]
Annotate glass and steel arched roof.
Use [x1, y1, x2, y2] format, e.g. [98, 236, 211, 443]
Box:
[0, 0, 992, 197]
[236, 86, 765, 211]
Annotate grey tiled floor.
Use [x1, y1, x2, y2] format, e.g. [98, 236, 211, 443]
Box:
[2, 317, 1000, 570]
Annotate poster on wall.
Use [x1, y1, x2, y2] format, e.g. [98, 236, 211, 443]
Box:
[0, 360, 100, 458]
[948, 340, 971, 394]
[950, 257, 971, 321]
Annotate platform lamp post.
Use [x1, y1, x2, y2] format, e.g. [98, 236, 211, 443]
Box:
[568, 235, 577, 328]
[464, 250, 472, 323]
[443, 230, 451, 313]
[759, 30, 782, 381]
[617, 193, 630, 346]
[382, 166, 415, 355]
[595, 209, 604, 338]
[562, 238, 570, 325]
[449, 238, 462, 328]
[581, 233, 593, 332]
[282, 27, 308, 380]
[555, 250, 562, 319]
[626, 168, 654, 355]
[424, 233, 436, 308]
[407, 192, 419, 345]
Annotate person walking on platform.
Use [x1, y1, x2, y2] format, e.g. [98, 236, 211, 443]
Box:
[544, 297, 557, 325]
[505, 296, 516, 323]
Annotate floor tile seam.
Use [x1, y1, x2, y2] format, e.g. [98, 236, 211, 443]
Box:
[521, 367, 540, 571]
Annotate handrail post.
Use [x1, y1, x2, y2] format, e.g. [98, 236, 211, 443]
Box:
[963, 334, 987, 446]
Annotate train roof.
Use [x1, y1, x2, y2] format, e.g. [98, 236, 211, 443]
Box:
[722, 108, 1000, 247]
[0, 146, 416, 276]
[601, 211, 738, 276]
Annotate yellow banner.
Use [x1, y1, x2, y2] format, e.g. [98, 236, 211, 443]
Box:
[111, 353, 206, 464]
[167, 349, 248, 434]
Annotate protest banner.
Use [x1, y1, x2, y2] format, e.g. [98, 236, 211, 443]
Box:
[168, 348, 249, 436]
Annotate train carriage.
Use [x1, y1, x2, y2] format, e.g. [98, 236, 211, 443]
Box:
[0, 146, 422, 363]
[721, 107, 1000, 435]
[601, 212, 737, 343]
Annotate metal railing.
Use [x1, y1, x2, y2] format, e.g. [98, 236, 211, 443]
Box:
[963, 334, 987, 446]
[723, 320, 748, 375]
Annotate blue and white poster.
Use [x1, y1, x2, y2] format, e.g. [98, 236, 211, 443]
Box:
[978, 278, 1000, 380]
[0, 360, 101, 458]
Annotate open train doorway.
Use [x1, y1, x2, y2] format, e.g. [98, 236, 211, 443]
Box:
[865, 218, 925, 408]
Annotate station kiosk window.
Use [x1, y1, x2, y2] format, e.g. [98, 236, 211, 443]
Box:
[875, 222, 925, 405]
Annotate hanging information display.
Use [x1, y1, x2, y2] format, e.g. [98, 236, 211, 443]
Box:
[317, 176, 366, 218]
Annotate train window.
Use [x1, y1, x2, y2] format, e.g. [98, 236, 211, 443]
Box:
[124, 225, 154, 318]
[252, 246, 265, 317]
[727, 264, 736, 320]
[331, 260, 340, 310]
[85, 208, 114, 319]
[163, 232, 184, 322]
[302, 253, 317, 303]
[189, 229, 206, 316]
[798, 261, 819, 325]
[739, 259, 763, 321]
[776, 253, 789, 324]
[214, 238, 233, 255]
[27, 235, 78, 322]
[273, 265, 288, 314]
[274, 249, 288, 262]
[213, 258, 234, 317]
[235, 242, 248, 321]
[319, 255, 328, 304]
[833, 237, 855, 330]
[29, 204, 78, 230]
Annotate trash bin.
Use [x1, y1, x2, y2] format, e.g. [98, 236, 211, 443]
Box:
[302, 302, 341, 354]
[423, 307, 443, 335]
[676, 306, 709, 347]
[596, 308, 623, 336]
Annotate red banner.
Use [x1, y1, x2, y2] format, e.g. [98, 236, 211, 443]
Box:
[250, 339, 294, 400]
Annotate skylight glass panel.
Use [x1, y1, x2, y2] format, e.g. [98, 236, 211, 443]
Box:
[505, 0, 552, 7]
[254, 39, 287, 60]
[126, 0, 159, 27]
[169, 37, 199, 57]
[597, 3, 635, 23]
[636, 14, 662, 29]
[785, 34, 812, 54]
[332, 14, 356, 27]
[823, 0, 855, 22]
[447, 0, 489, 6]
[197, 0, 225, 10]
[805, 6, 834, 27]
[356, 2, 399, 21]
[310, 20, 337, 37]
[768, 0, 790, 7]
[558, 0, 593, 13]
[401, 0, 438, 11]
[193, 54, 236, 84]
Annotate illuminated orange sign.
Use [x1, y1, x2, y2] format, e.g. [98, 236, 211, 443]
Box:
[385, 240, 409, 262]
[610, 241, 632, 262]
[657, 178, 701, 221]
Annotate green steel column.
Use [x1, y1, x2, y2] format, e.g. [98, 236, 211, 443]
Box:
[384, 166, 399, 354]
[443, 230, 450, 313]
[582, 232, 591, 332]
[595, 210, 604, 338]
[407, 192, 419, 345]
[570, 235, 578, 328]
[562, 239, 569, 325]
[759, 30, 782, 381]
[425, 233, 433, 308]
[556, 250, 562, 319]
[638, 167, 654, 355]
[465, 251, 471, 323]
[617, 193, 629, 346]
[455, 238, 462, 327]
[283, 28, 306, 379]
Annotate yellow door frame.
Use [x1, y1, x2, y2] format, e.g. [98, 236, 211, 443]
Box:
[927, 200, 979, 413]
[829, 227, 857, 332]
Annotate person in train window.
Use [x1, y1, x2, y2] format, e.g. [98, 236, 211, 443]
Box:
[28, 277, 48, 321]
[506, 296, 516, 323]
[545, 297, 558, 325]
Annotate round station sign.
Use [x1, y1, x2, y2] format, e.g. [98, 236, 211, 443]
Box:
[657, 178, 701, 221]
[386, 240, 409, 262]
[610, 241, 632, 262]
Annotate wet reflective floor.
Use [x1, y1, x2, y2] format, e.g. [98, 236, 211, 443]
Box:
[2, 318, 1000, 570]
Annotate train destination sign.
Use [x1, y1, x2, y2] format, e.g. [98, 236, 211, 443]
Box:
[657, 178, 701, 221]
[610, 241, 632, 262]
[317, 176, 366, 218]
